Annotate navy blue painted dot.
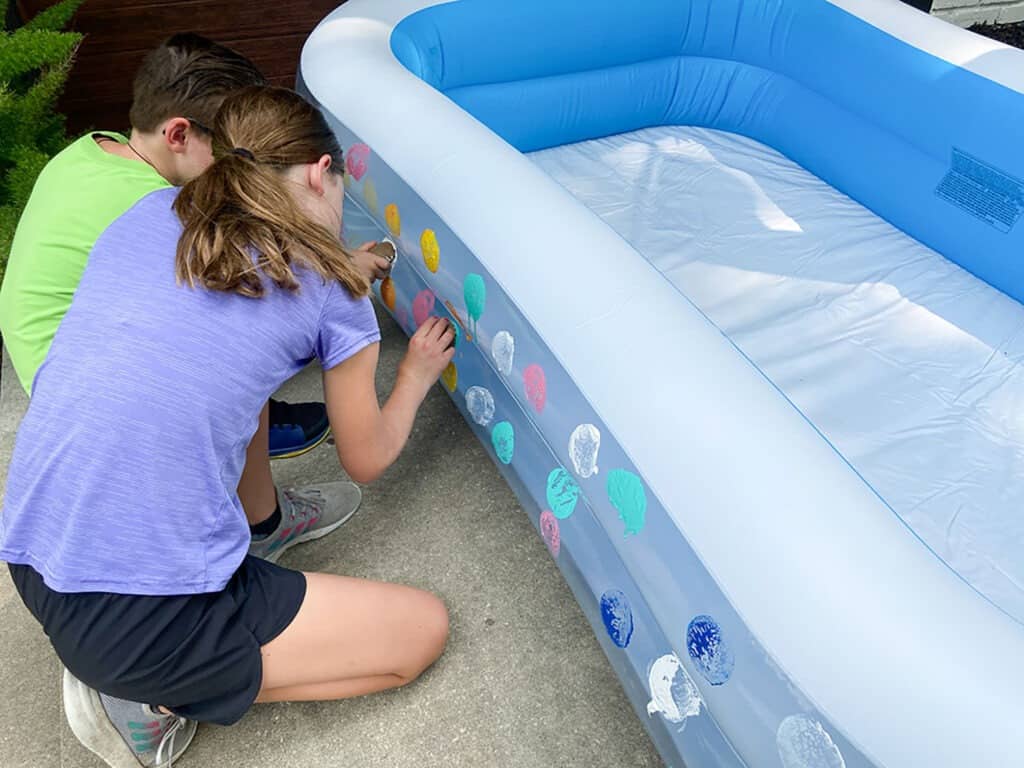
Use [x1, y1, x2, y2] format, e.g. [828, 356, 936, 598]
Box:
[600, 589, 634, 648]
[686, 615, 734, 685]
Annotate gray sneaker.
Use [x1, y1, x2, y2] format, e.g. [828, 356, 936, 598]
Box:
[248, 481, 363, 563]
[63, 668, 196, 768]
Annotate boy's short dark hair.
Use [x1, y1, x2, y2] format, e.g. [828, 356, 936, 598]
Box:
[129, 33, 267, 133]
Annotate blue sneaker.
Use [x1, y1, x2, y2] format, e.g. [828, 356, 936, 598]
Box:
[268, 398, 331, 459]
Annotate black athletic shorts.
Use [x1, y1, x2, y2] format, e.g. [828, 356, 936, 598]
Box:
[8, 555, 306, 725]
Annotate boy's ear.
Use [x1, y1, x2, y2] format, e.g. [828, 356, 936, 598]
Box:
[161, 117, 192, 154]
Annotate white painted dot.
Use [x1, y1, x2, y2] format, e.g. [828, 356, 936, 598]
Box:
[491, 330, 515, 376]
[465, 386, 495, 427]
[569, 423, 601, 478]
[646, 653, 702, 727]
[777, 714, 845, 768]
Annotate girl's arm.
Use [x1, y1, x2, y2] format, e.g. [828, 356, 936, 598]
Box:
[323, 317, 455, 483]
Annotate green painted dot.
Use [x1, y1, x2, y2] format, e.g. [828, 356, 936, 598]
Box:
[607, 469, 646, 536]
[546, 468, 580, 519]
[464, 273, 486, 330]
[491, 421, 514, 464]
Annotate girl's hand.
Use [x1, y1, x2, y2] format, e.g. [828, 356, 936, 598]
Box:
[399, 317, 456, 394]
[351, 241, 392, 281]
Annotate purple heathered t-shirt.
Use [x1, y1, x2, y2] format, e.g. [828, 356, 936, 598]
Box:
[0, 187, 380, 595]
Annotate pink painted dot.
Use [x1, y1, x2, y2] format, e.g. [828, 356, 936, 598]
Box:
[524, 364, 547, 413]
[345, 143, 370, 181]
[539, 510, 560, 558]
[412, 289, 436, 328]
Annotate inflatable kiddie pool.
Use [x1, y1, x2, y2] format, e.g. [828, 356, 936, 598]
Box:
[300, 2, 1024, 765]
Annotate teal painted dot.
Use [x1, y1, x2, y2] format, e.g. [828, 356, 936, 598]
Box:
[607, 469, 646, 536]
[464, 273, 486, 332]
[546, 468, 580, 520]
[491, 421, 514, 464]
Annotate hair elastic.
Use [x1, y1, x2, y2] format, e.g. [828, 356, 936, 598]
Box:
[231, 148, 255, 160]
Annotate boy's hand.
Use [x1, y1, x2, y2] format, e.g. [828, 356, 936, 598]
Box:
[351, 241, 392, 282]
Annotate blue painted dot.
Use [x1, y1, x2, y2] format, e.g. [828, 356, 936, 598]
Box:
[686, 615, 734, 685]
[600, 589, 634, 648]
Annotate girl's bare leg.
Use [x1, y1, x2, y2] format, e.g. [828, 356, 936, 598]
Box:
[256, 572, 448, 703]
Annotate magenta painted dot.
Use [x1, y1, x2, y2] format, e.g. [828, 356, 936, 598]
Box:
[345, 143, 370, 181]
[539, 510, 560, 558]
[523, 364, 547, 413]
[412, 289, 436, 328]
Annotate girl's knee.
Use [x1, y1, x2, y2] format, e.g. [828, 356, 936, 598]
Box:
[418, 592, 449, 660]
[401, 592, 448, 681]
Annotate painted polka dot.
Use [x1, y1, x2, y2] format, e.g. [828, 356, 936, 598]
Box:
[420, 229, 440, 273]
[539, 510, 560, 558]
[523, 363, 547, 413]
[412, 289, 435, 328]
[385, 203, 401, 237]
[441, 362, 458, 392]
[363, 178, 379, 214]
[466, 386, 495, 427]
[777, 715, 846, 768]
[345, 143, 370, 180]
[686, 615, 735, 685]
[546, 468, 580, 519]
[600, 590, 634, 648]
[380, 276, 396, 311]
[646, 653, 702, 726]
[491, 331, 514, 375]
[569, 423, 600, 478]
[607, 469, 646, 536]
[491, 421, 514, 465]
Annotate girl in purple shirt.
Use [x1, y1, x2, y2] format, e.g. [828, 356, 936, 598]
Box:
[1, 86, 454, 767]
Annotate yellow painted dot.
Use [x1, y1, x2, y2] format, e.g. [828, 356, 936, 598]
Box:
[380, 276, 396, 311]
[343, 173, 354, 191]
[385, 203, 401, 237]
[363, 178, 378, 215]
[441, 361, 458, 392]
[420, 228, 440, 273]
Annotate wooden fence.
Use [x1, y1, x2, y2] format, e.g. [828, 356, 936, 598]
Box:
[17, 0, 343, 133]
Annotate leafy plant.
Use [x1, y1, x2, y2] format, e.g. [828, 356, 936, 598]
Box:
[0, 0, 85, 283]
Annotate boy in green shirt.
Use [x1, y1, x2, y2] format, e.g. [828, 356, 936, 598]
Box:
[0, 33, 362, 557]
[2, 131, 169, 393]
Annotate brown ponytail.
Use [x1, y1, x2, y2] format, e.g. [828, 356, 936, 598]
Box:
[173, 86, 369, 298]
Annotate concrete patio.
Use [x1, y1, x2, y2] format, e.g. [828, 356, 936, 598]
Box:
[0, 305, 665, 768]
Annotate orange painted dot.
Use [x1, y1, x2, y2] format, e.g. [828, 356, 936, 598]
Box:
[380, 276, 396, 311]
